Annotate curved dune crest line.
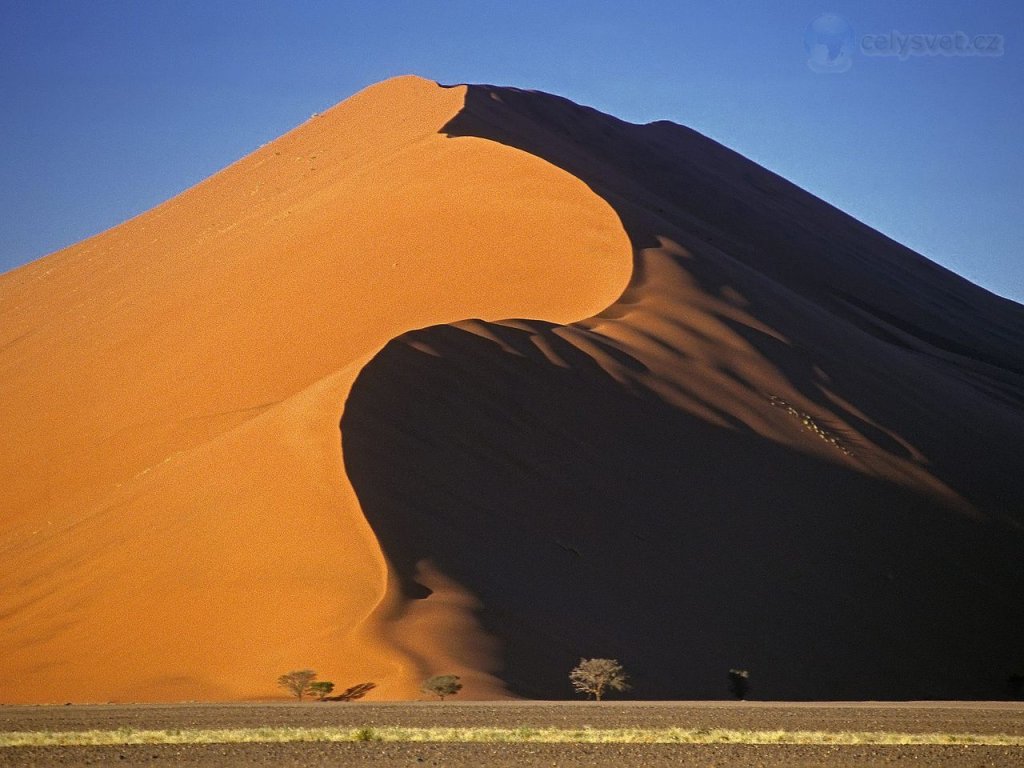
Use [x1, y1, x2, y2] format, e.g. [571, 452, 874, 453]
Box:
[343, 83, 1024, 700]
[0, 76, 632, 702]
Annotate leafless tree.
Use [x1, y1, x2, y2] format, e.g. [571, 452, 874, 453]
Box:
[570, 658, 630, 701]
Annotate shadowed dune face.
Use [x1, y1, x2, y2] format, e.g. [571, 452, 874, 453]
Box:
[342, 84, 1024, 699]
[342, 320, 1023, 699]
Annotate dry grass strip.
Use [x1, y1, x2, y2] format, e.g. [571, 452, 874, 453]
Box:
[2, 727, 1023, 747]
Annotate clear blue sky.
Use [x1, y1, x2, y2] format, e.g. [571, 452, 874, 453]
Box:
[2, 1, 1021, 302]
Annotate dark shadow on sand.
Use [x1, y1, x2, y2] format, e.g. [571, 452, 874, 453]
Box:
[341, 84, 1024, 700]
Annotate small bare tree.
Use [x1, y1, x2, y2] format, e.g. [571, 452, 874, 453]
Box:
[570, 658, 629, 701]
[728, 669, 750, 700]
[421, 674, 462, 700]
[277, 669, 317, 700]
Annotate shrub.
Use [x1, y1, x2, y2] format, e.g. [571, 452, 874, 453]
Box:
[309, 681, 335, 700]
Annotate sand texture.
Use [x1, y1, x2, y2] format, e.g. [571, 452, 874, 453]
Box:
[1, 76, 1022, 703]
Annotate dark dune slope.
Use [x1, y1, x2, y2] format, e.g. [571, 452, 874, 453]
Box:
[343, 84, 1024, 700]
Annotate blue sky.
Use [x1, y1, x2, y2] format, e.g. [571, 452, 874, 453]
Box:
[1, 1, 1021, 302]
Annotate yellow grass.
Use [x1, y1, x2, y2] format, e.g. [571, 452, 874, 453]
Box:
[1, 727, 1022, 747]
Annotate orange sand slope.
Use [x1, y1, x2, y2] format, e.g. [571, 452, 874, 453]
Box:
[0, 76, 630, 702]
[2, 76, 1023, 703]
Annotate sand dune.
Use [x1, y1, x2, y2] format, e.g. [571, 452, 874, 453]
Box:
[2, 76, 1022, 702]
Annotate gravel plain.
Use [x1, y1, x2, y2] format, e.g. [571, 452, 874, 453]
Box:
[1, 701, 1021, 767]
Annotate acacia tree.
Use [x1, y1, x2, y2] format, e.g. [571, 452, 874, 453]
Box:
[570, 658, 630, 701]
[421, 674, 463, 701]
[277, 669, 317, 700]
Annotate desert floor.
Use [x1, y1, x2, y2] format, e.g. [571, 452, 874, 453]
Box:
[1, 700, 1022, 767]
